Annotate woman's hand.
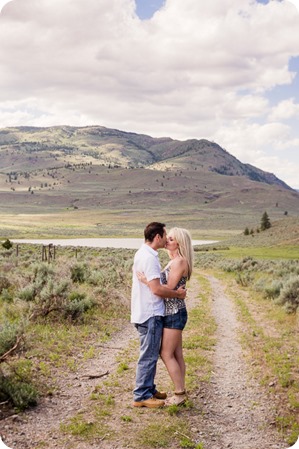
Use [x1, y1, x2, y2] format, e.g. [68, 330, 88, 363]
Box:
[137, 271, 148, 286]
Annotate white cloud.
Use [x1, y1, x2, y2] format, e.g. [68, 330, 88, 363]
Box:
[0, 0, 299, 187]
[268, 98, 299, 121]
[287, 0, 299, 13]
[212, 120, 299, 188]
[255, 154, 299, 189]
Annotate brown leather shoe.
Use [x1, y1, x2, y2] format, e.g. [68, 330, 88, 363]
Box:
[133, 397, 165, 408]
[154, 391, 167, 400]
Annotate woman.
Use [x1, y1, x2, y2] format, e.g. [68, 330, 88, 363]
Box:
[138, 227, 194, 405]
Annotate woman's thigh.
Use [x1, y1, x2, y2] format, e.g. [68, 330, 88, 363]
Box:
[161, 328, 182, 356]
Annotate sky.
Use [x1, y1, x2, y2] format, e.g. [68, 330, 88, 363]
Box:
[0, 1, 299, 189]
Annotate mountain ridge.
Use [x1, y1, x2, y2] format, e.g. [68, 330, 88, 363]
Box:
[0, 125, 292, 190]
[0, 125, 298, 235]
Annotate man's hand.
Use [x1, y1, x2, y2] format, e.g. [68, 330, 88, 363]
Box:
[147, 278, 187, 299]
[176, 286, 187, 299]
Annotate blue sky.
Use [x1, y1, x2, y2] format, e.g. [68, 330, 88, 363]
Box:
[0, 0, 299, 188]
[135, 0, 165, 19]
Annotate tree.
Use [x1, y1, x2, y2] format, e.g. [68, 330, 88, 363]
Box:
[260, 211, 271, 231]
[2, 239, 13, 250]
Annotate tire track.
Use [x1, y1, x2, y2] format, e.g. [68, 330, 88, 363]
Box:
[197, 274, 284, 449]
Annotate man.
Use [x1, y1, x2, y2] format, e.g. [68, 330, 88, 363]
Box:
[131, 222, 187, 408]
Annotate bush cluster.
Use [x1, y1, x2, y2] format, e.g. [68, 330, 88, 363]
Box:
[0, 244, 134, 413]
[195, 253, 299, 313]
[0, 374, 38, 410]
[0, 322, 21, 357]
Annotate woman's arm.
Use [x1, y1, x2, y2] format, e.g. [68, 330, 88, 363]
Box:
[166, 258, 188, 290]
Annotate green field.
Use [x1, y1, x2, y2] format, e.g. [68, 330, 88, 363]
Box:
[215, 246, 299, 260]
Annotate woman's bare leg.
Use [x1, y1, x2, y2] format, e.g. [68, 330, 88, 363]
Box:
[160, 328, 185, 392]
[174, 340, 185, 391]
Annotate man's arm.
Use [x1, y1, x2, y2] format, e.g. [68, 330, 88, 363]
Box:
[148, 278, 186, 299]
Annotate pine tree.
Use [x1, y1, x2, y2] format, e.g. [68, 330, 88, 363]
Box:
[260, 211, 271, 231]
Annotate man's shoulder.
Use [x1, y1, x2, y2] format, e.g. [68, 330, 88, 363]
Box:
[135, 243, 157, 258]
[134, 245, 160, 272]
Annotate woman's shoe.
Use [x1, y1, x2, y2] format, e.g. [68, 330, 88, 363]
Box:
[165, 390, 187, 406]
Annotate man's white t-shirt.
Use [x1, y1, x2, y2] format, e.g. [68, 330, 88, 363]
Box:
[131, 243, 165, 324]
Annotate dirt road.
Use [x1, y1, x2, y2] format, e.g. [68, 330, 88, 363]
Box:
[194, 275, 284, 449]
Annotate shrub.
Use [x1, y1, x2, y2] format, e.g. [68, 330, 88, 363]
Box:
[0, 374, 38, 410]
[64, 293, 96, 320]
[87, 270, 105, 287]
[2, 239, 13, 250]
[218, 259, 242, 272]
[32, 263, 55, 287]
[0, 288, 13, 303]
[0, 276, 10, 293]
[276, 276, 299, 313]
[236, 272, 253, 287]
[241, 257, 258, 271]
[0, 322, 20, 358]
[264, 280, 283, 300]
[29, 280, 70, 320]
[40, 280, 69, 310]
[18, 285, 36, 302]
[70, 264, 88, 283]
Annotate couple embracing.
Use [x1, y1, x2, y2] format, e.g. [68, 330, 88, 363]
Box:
[131, 222, 194, 408]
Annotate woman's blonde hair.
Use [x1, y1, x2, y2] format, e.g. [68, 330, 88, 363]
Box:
[167, 227, 194, 280]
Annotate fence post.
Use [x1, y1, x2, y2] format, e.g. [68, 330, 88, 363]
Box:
[48, 244, 53, 262]
[42, 245, 47, 261]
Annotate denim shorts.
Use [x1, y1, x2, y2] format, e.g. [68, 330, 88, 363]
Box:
[163, 308, 188, 330]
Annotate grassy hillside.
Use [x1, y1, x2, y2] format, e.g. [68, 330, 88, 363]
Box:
[0, 126, 298, 238]
[194, 217, 299, 260]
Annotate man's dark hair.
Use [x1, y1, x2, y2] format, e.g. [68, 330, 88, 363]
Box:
[144, 222, 166, 242]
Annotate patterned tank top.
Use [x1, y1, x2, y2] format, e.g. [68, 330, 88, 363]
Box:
[160, 266, 187, 316]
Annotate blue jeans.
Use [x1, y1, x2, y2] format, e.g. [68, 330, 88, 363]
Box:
[133, 316, 163, 402]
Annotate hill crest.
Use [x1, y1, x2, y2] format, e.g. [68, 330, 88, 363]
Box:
[1, 125, 299, 235]
[0, 125, 292, 190]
